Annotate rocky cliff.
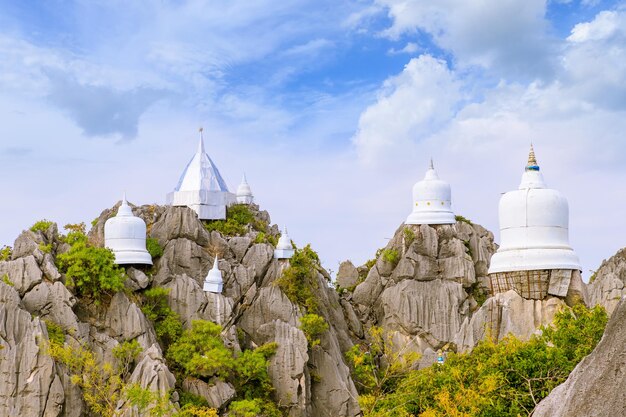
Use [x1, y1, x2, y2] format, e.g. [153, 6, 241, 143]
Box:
[533, 295, 626, 417]
[587, 248, 626, 316]
[0, 203, 360, 417]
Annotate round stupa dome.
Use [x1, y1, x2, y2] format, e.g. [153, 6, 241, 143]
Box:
[104, 195, 153, 265]
[488, 146, 580, 273]
[203, 257, 224, 293]
[405, 160, 456, 225]
[236, 174, 254, 204]
[274, 226, 294, 259]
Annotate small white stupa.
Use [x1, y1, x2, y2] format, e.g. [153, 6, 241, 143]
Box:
[236, 173, 254, 204]
[274, 226, 294, 259]
[104, 195, 153, 265]
[203, 257, 224, 293]
[166, 128, 236, 220]
[405, 159, 456, 225]
[488, 145, 580, 274]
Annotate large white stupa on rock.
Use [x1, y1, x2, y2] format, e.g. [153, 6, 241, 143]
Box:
[488, 145, 581, 299]
[166, 129, 236, 220]
[405, 159, 456, 225]
[104, 195, 153, 265]
[204, 256, 224, 293]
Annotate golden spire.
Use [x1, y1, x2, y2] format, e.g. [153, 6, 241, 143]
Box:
[528, 144, 537, 166]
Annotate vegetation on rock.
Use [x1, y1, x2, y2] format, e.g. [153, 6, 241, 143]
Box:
[204, 205, 268, 237]
[56, 223, 125, 301]
[455, 215, 473, 225]
[275, 245, 321, 312]
[299, 313, 329, 348]
[0, 245, 12, 261]
[146, 237, 164, 258]
[140, 287, 183, 349]
[358, 304, 608, 417]
[30, 219, 54, 233]
[167, 320, 280, 416]
[381, 249, 400, 266]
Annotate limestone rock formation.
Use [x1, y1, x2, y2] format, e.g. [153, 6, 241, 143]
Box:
[588, 248, 626, 315]
[533, 296, 626, 417]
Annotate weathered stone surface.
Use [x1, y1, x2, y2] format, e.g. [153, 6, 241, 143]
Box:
[241, 243, 273, 281]
[0, 282, 61, 417]
[165, 274, 233, 327]
[258, 320, 309, 416]
[182, 377, 235, 410]
[565, 270, 588, 307]
[336, 261, 359, 289]
[150, 206, 210, 247]
[0, 255, 43, 296]
[380, 279, 468, 344]
[105, 292, 158, 351]
[228, 236, 252, 262]
[533, 297, 626, 417]
[454, 291, 565, 352]
[352, 266, 383, 306]
[588, 248, 626, 315]
[125, 267, 151, 291]
[239, 286, 299, 339]
[155, 238, 210, 285]
[22, 281, 79, 333]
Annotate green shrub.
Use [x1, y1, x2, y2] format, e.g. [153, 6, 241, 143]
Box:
[39, 242, 53, 254]
[167, 320, 235, 379]
[179, 391, 209, 408]
[44, 319, 65, 346]
[299, 313, 329, 348]
[228, 399, 281, 417]
[1, 274, 13, 286]
[146, 237, 164, 259]
[275, 245, 321, 312]
[140, 287, 182, 348]
[254, 232, 278, 246]
[204, 205, 267, 237]
[381, 249, 400, 266]
[455, 214, 473, 225]
[0, 246, 12, 261]
[403, 228, 415, 246]
[232, 342, 278, 399]
[56, 223, 125, 301]
[361, 304, 608, 417]
[30, 219, 54, 233]
[113, 340, 143, 379]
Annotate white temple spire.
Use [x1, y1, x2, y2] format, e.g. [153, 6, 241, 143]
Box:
[198, 127, 205, 154]
[203, 255, 224, 293]
[236, 172, 254, 204]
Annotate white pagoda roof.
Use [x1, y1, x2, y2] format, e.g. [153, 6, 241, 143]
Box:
[174, 136, 230, 193]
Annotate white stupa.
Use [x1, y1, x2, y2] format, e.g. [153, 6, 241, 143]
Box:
[405, 159, 456, 225]
[274, 226, 294, 259]
[236, 173, 254, 204]
[203, 257, 224, 293]
[104, 195, 153, 265]
[488, 145, 580, 274]
[166, 129, 236, 220]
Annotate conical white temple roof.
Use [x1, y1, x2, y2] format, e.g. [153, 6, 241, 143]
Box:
[175, 136, 230, 193]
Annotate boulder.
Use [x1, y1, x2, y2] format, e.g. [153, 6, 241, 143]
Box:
[0, 255, 43, 296]
[182, 377, 235, 410]
[336, 261, 359, 289]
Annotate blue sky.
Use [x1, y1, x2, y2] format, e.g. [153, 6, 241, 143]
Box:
[1, 0, 625, 279]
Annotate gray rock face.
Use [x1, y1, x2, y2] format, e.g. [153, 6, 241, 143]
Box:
[588, 248, 626, 315]
[0, 255, 43, 296]
[336, 261, 359, 289]
[0, 282, 62, 417]
[105, 293, 158, 352]
[454, 290, 565, 352]
[348, 222, 497, 355]
[533, 297, 626, 417]
[22, 281, 79, 333]
[182, 377, 235, 410]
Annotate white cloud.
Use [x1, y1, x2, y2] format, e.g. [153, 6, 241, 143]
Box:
[388, 42, 420, 55]
[352, 55, 461, 163]
[375, 0, 555, 78]
[568, 10, 622, 42]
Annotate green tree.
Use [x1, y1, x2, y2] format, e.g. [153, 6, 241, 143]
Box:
[299, 313, 329, 347]
[275, 245, 321, 312]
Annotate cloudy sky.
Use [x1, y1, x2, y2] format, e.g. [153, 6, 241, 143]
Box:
[1, 0, 625, 280]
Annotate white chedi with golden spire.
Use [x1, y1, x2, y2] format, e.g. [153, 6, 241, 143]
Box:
[236, 173, 254, 204]
[488, 145, 580, 273]
[405, 159, 456, 225]
[203, 256, 224, 293]
[274, 226, 294, 259]
[166, 128, 236, 220]
[104, 194, 153, 265]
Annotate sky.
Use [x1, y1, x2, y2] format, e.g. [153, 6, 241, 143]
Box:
[1, 0, 625, 281]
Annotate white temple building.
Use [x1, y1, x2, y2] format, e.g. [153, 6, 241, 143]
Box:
[405, 159, 456, 225]
[104, 195, 153, 265]
[236, 174, 254, 204]
[274, 226, 294, 259]
[203, 257, 224, 293]
[166, 130, 236, 220]
[488, 145, 581, 300]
